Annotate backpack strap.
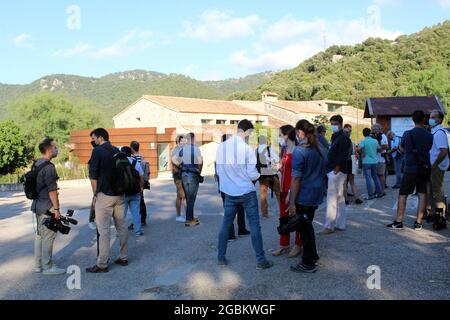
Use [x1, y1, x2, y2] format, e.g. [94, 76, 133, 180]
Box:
[34, 161, 53, 196]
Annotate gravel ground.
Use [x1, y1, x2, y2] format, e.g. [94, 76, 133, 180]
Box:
[0, 174, 449, 300]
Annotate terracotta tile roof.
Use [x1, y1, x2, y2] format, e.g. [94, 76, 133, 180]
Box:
[365, 96, 445, 118]
[143, 95, 265, 116]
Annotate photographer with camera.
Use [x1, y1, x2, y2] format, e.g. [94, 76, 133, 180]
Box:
[288, 120, 326, 273]
[31, 138, 66, 275]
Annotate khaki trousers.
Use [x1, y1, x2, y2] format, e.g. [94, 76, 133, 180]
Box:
[34, 211, 57, 270]
[95, 193, 127, 268]
[428, 166, 446, 215]
[259, 177, 281, 216]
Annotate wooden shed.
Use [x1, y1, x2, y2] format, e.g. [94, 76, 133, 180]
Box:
[364, 96, 446, 136]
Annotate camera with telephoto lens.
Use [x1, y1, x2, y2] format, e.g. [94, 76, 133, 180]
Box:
[277, 213, 309, 236]
[43, 209, 78, 235]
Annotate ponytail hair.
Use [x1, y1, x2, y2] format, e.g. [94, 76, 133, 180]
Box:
[295, 120, 321, 155]
[280, 125, 296, 145]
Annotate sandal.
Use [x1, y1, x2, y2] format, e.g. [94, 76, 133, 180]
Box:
[272, 246, 290, 257]
[288, 245, 302, 258]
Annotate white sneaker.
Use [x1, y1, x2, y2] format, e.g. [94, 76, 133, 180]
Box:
[176, 216, 186, 223]
[34, 267, 42, 273]
[88, 222, 97, 230]
[42, 265, 66, 276]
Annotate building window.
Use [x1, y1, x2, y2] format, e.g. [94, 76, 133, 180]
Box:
[256, 120, 264, 125]
[201, 119, 212, 125]
[230, 120, 239, 125]
[216, 120, 227, 125]
[327, 104, 338, 112]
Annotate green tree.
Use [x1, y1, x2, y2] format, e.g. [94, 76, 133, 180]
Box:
[396, 63, 450, 121]
[8, 93, 107, 158]
[0, 120, 33, 175]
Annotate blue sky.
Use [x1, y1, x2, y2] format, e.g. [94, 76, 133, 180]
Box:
[1, 0, 449, 84]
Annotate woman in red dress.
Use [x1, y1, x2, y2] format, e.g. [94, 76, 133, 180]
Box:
[272, 125, 302, 258]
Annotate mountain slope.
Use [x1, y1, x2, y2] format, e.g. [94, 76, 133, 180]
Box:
[0, 70, 272, 119]
[231, 21, 450, 110]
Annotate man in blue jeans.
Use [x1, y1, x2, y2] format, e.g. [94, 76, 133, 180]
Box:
[174, 133, 203, 227]
[357, 128, 383, 200]
[216, 119, 273, 270]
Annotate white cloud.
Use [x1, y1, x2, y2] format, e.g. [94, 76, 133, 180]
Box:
[91, 30, 155, 59]
[14, 34, 33, 48]
[231, 15, 403, 72]
[439, 0, 450, 8]
[183, 10, 262, 41]
[54, 43, 90, 57]
[53, 30, 163, 59]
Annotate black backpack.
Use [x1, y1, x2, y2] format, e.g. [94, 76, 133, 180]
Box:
[103, 145, 141, 196]
[23, 161, 52, 200]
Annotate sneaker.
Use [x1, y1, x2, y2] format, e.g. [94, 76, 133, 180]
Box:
[345, 200, 350, 206]
[238, 230, 251, 237]
[128, 224, 134, 231]
[319, 228, 335, 235]
[34, 267, 42, 273]
[42, 265, 66, 276]
[387, 221, 403, 230]
[413, 221, 423, 231]
[88, 222, 97, 230]
[86, 265, 109, 273]
[141, 222, 147, 227]
[185, 220, 200, 227]
[136, 231, 144, 237]
[290, 263, 318, 273]
[364, 196, 375, 201]
[376, 192, 387, 198]
[218, 259, 229, 267]
[114, 258, 129, 267]
[355, 199, 364, 205]
[256, 261, 274, 270]
[228, 237, 237, 243]
[176, 216, 186, 223]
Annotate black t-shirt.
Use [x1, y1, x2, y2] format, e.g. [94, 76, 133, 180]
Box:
[401, 127, 433, 174]
[88, 142, 121, 196]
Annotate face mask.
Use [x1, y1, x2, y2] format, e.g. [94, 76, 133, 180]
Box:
[91, 141, 97, 148]
[53, 147, 59, 158]
[331, 125, 340, 133]
[429, 119, 437, 127]
[278, 137, 286, 147]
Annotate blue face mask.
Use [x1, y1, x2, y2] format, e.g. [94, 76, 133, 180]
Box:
[331, 125, 340, 133]
[429, 119, 437, 127]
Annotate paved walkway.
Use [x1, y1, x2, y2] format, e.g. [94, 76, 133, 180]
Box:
[0, 175, 449, 300]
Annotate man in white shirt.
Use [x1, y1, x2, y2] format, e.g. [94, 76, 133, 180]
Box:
[372, 123, 388, 196]
[427, 110, 449, 220]
[216, 119, 273, 270]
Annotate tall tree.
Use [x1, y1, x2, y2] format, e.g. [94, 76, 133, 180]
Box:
[0, 120, 33, 175]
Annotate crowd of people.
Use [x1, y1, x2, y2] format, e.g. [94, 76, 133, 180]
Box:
[29, 110, 449, 275]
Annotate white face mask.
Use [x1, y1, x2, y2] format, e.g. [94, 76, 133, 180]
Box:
[278, 137, 286, 147]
